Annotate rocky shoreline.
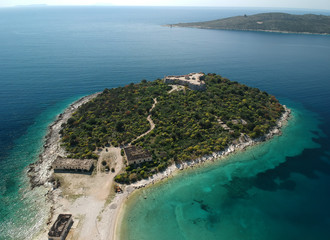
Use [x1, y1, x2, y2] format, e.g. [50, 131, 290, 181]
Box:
[166, 25, 330, 35]
[27, 92, 101, 189]
[123, 105, 291, 190]
[174, 105, 291, 170]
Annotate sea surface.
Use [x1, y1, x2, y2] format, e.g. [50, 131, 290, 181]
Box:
[0, 6, 329, 240]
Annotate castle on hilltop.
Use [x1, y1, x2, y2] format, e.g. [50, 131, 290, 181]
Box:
[164, 72, 206, 91]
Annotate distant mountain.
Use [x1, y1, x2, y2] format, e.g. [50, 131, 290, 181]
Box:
[169, 12, 330, 35]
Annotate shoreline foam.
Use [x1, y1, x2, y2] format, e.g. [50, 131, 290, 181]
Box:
[28, 92, 290, 240]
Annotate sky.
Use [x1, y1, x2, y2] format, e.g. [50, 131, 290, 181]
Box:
[1, 0, 330, 10]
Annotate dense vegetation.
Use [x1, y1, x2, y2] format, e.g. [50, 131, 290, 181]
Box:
[60, 74, 284, 183]
[60, 80, 170, 159]
[171, 13, 330, 34]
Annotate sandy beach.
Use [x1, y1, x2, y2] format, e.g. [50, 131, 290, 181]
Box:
[30, 92, 291, 240]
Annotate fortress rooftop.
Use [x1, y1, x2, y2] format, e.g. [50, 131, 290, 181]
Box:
[164, 73, 206, 90]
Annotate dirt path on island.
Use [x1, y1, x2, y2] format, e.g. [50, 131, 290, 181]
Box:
[131, 86, 181, 143]
[131, 97, 158, 143]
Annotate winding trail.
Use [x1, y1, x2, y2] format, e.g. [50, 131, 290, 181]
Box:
[131, 98, 158, 143]
[131, 85, 182, 144]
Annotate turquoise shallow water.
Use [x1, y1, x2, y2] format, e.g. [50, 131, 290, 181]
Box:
[0, 6, 330, 239]
[120, 102, 329, 240]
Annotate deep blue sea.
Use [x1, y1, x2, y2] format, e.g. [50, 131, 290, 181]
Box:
[0, 6, 330, 240]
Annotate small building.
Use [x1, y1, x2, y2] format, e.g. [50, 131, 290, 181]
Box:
[48, 214, 73, 240]
[164, 72, 206, 91]
[52, 157, 94, 173]
[124, 145, 152, 165]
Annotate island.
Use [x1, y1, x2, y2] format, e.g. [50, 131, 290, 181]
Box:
[167, 12, 330, 35]
[60, 73, 286, 183]
[29, 73, 290, 240]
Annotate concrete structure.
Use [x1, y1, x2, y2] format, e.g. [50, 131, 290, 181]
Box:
[48, 214, 73, 240]
[124, 145, 152, 165]
[52, 157, 94, 173]
[164, 72, 206, 91]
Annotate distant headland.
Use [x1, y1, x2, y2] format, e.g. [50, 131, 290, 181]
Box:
[167, 12, 330, 35]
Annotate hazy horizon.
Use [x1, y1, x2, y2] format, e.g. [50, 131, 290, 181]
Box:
[1, 0, 330, 11]
[2, 5, 330, 14]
